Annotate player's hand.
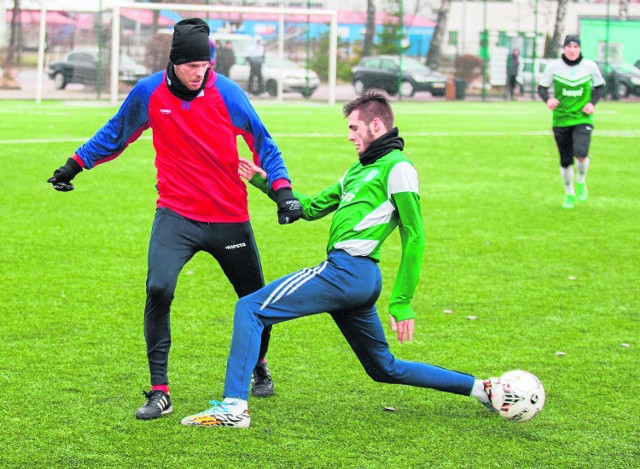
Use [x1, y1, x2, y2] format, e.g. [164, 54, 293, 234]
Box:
[238, 157, 266, 181]
[389, 315, 414, 343]
[582, 103, 595, 115]
[546, 98, 559, 111]
[276, 187, 302, 225]
[47, 157, 83, 192]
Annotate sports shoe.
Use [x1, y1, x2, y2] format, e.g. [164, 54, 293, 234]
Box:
[576, 182, 589, 202]
[562, 194, 575, 209]
[135, 390, 173, 420]
[181, 400, 250, 428]
[479, 379, 499, 412]
[251, 361, 274, 397]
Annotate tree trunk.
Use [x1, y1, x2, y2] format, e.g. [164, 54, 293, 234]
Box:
[546, 0, 568, 58]
[425, 0, 451, 69]
[363, 0, 375, 57]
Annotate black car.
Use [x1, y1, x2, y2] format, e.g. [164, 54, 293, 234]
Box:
[596, 61, 640, 98]
[351, 55, 446, 97]
[48, 48, 147, 89]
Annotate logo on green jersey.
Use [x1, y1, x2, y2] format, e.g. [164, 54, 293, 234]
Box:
[342, 192, 356, 203]
[562, 88, 583, 97]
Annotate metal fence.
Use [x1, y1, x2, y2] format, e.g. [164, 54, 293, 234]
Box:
[0, 3, 339, 104]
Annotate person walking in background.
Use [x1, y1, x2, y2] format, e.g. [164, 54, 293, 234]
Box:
[506, 48, 520, 100]
[46, 18, 302, 421]
[179, 89, 498, 428]
[246, 36, 265, 96]
[538, 34, 605, 209]
[215, 40, 236, 77]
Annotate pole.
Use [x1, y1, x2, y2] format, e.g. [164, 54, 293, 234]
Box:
[36, 4, 47, 105]
[605, 0, 611, 68]
[481, 0, 487, 101]
[530, 0, 539, 100]
[461, 0, 466, 55]
[397, 0, 404, 100]
[277, 12, 284, 100]
[605, 0, 614, 99]
[305, 0, 311, 99]
[96, 0, 103, 99]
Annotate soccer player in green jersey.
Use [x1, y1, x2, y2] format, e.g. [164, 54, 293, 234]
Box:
[538, 34, 605, 209]
[180, 89, 500, 428]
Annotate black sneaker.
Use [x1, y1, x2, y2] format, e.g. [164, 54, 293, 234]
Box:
[135, 390, 173, 420]
[251, 362, 275, 398]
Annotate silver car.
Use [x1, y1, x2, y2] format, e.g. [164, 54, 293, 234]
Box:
[230, 55, 320, 97]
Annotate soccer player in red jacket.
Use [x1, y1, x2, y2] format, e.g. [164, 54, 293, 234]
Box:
[47, 18, 302, 420]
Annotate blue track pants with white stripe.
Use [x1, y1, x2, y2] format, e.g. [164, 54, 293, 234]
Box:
[224, 249, 476, 400]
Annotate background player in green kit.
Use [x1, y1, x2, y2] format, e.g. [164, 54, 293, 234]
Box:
[180, 89, 499, 428]
[538, 34, 605, 209]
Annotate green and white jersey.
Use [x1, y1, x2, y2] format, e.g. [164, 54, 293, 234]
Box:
[294, 149, 426, 321]
[539, 57, 605, 127]
[249, 149, 425, 320]
[302, 150, 419, 260]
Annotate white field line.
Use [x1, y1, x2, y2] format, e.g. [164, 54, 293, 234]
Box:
[1, 129, 639, 145]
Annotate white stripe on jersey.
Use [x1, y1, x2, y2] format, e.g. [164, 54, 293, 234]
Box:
[260, 261, 329, 310]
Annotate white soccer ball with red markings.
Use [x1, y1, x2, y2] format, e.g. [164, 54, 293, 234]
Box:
[491, 370, 545, 422]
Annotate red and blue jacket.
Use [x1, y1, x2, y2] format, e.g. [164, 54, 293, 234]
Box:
[72, 70, 291, 223]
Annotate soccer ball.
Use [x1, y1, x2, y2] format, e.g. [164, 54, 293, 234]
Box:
[490, 370, 545, 423]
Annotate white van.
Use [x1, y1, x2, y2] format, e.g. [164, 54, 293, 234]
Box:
[209, 32, 254, 64]
[212, 32, 320, 97]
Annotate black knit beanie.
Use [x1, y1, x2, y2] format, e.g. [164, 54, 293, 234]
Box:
[170, 18, 211, 65]
[563, 34, 580, 47]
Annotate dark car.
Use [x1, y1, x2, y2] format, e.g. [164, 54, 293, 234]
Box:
[351, 55, 446, 97]
[48, 48, 147, 89]
[596, 61, 640, 98]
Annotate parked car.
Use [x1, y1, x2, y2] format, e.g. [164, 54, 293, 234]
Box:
[596, 61, 640, 98]
[351, 55, 446, 97]
[230, 55, 321, 97]
[516, 58, 549, 94]
[48, 48, 147, 89]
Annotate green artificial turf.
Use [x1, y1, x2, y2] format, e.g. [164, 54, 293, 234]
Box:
[0, 99, 638, 468]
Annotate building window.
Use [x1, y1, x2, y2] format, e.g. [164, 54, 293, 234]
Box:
[448, 31, 458, 47]
[597, 42, 623, 62]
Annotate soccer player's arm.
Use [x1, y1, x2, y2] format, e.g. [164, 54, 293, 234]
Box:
[537, 63, 554, 104]
[388, 163, 425, 323]
[389, 191, 425, 323]
[246, 167, 340, 221]
[73, 79, 153, 170]
[589, 61, 606, 106]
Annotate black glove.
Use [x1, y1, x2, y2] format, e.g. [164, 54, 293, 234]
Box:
[47, 157, 83, 192]
[276, 187, 302, 225]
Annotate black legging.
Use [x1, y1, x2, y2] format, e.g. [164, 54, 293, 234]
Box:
[144, 207, 269, 385]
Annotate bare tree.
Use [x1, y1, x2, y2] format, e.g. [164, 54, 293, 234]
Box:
[363, 0, 375, 57]
[1, 0, 20, 89]
[545, 0, 568, 58]
[425, 0, 451, 69]
[148, 0, 167, 34]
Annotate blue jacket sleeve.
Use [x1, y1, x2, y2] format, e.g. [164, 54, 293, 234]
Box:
[74, 73, 158, 169]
